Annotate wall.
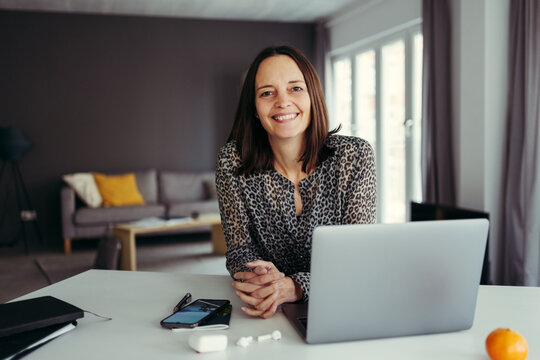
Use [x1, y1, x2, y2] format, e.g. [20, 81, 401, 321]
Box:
[0, 10, 315, 249]
[326, 0, 421, 53]
[451, 0, 509, 282]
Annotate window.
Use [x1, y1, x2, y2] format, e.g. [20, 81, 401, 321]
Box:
[329, 27, 423, 223]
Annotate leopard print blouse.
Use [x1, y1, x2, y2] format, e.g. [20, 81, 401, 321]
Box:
[215, 134, 377, 302]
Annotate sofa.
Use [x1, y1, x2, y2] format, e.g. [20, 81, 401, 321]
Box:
[61, 169, 219, 254]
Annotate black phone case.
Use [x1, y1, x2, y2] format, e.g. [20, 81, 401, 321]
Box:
[160, 299, 230, 329]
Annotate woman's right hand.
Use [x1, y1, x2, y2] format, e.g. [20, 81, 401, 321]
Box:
[232, 260, 282, 306]
[232, 260, 302, 318]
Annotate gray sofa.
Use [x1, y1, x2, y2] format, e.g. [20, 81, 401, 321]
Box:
[61, 169, 219, 254]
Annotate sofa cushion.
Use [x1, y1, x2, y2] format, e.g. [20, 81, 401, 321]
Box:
[167, 200, 220, 218]
[94, 173, 145, 207]
[62, 173, 103, 208]
[75, 204, 166, 225]
[135, 169, 158, 204]
[159, 172, 214, 203]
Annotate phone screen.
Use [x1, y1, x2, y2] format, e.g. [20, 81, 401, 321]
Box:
[162, 300, 221, 324]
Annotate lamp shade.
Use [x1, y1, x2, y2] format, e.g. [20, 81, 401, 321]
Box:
[0, 127, 32, 162]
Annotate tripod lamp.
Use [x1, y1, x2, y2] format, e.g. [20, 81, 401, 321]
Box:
[0, 127, 43, 253]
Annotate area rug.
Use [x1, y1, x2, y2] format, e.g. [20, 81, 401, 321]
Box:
[34, 255, 94, 284]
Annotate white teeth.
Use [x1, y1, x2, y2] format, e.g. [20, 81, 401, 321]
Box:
[274, 114, 297, 121]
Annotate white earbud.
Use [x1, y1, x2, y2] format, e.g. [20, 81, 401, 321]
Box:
[257, 330, 282, 342]
[236, 336, 254, 347]
[237, 330, 282, 347]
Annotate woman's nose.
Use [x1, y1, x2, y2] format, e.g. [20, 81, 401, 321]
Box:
[275, 92, 291, 108]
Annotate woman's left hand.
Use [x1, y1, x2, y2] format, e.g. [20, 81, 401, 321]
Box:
[232, 260, 302, 318]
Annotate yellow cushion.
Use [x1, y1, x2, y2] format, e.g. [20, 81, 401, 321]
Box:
[93, 173, 145, 207]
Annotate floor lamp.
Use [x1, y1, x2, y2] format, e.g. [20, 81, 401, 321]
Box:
[0, 127, 43, 253]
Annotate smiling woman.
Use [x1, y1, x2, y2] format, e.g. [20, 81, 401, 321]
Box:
[255, 55, 312, 144]
[216, 45, 377, 319]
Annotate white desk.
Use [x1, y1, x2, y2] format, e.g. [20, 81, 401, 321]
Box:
[14, 270, 540, 359]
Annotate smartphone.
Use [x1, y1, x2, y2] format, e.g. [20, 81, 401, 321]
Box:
[160, 299, 230, 329]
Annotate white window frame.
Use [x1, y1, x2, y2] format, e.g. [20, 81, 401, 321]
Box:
[327, 23, 422, 223]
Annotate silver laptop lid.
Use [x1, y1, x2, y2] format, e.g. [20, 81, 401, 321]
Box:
[306, 219, 489, 344]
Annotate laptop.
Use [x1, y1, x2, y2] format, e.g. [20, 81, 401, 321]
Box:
[282, 219, 489, 344]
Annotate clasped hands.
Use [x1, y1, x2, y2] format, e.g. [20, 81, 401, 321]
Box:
[231, 260, 302, 319]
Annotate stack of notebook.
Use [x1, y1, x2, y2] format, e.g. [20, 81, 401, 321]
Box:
[0, 296, 84, 359]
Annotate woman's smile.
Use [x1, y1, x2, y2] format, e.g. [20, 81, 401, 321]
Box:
[272, 112, 299, 123]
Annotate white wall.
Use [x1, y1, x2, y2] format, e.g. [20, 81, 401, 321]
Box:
[451, 0, 509, 282]
[327, 0, 510, 283]
[484, 0, 510, 284]
[327, 0, 421, 53]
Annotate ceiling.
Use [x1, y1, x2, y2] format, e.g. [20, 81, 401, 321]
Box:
[0, 0, 365, 22]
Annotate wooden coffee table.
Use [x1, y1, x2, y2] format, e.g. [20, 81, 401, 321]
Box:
[113, 214, 225, 271]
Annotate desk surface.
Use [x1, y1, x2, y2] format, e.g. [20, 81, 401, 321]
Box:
[15, 270, 540, 359]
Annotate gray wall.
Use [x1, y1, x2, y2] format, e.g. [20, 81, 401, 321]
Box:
[0, 10, 315, 249]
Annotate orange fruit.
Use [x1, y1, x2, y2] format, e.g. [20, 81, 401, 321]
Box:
[486, 328, 528, 360]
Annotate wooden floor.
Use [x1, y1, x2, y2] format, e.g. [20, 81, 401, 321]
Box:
[0, 233, 228, 303]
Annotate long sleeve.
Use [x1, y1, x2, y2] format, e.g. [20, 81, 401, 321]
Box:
[289, 272, 311, 302]
[343, 140, 377, 224]
[215, 143, 262, 277]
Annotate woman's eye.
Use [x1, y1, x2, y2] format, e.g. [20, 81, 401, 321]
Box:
[292, 86, 303, 92]
[260, 91, 272, 97]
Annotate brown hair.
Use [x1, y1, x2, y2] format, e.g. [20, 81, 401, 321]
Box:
[228, 45, 337, 175]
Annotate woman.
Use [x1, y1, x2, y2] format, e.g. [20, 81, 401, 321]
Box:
[216, 45, 376, 319]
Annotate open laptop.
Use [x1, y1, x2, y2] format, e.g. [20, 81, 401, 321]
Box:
[282, 219, 489, 344]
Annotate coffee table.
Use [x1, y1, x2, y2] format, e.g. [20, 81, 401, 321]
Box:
[113, 214, 225, 271]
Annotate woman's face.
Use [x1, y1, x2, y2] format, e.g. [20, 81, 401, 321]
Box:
[254, 55, 311, 143]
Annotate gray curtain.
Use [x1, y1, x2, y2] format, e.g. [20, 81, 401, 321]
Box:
[314, 21, 329, 91]
[499, 0, 540, 286]
[421, 0, 456, 206]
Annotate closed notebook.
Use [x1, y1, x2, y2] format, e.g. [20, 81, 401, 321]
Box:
[0, 321, 77, 359]
[0, 296, 83, 337]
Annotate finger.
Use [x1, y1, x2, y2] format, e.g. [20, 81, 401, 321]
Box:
[260, 301, 279, 319]
[246, 272, 284, 285]
[235, 290, 263, 307]
[233, 271, 258, 281]
[246, 260, 278, 272]
[240, 305, 265, 317]
[253, 265, 268, 276]
[232, 280, 262, 293]
[235, 272, 284, 288]
[252, 281, 283, 300]
[232, 280, 261, 293]
[245, 260, 270, 268]
[254, 290, 279, 311]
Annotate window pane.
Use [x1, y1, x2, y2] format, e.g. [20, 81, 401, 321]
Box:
[412, 33, 423, 203]
[355, 50, 376, 148]
[333, 58, 352, 135]
[381, 40, 405, 223]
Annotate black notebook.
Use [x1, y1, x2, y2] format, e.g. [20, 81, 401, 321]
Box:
[0, 321, 77, 359]
[0, 296, 84, 338]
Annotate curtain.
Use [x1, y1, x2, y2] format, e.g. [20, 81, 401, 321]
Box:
[421, 0, 456, 206]
[314, 21, 329, 91]
[499, 0, 540, 286]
